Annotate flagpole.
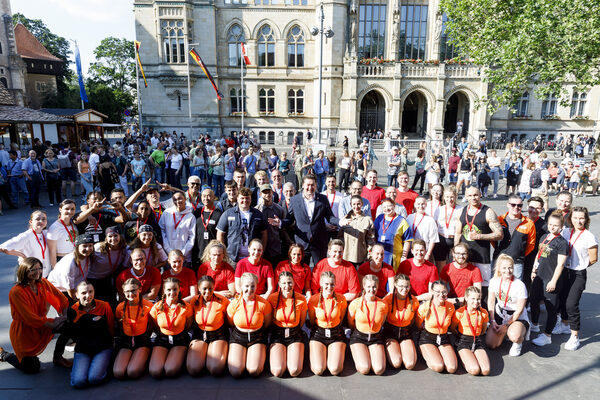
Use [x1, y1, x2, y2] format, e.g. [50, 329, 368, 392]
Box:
[134, 43, 143, 134]
[240, 44, 244, 136]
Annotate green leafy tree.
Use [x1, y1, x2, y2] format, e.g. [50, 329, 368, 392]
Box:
[439, 0, 600, 112]
[89, 37, 135, 92]
[87, 80, 135, 124]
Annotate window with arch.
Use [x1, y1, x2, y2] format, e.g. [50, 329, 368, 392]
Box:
[512, 92, 529, 117]
[358, 0, 387, 60]
[399, 3, 428, 60]
[0, 77, 7, 88]
[161, 20, 186, 63]
[287, 26, 305, 67]
[0, 41, 3, 54]
[230, 87, 247, 114]
[570, 92, 587, 118]
[288, 88, 304, 114]
[439, 13, 459, 61]
[259, 88, 275, 113]
[228, 24, 245, 66]
[541, 93, 558, 118]
[258, 25, 275, 67]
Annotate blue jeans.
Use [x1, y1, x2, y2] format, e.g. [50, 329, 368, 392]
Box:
[70, 349, 112, 388]
[489, 168, 500, 195]
[449, 172, 458, 183]
[9, 176, 28, 205]
[155, 167, 165, 183]
[317, 173, 326, 192]
[212, 174, 224, 197]
[388, 174, 398, 188]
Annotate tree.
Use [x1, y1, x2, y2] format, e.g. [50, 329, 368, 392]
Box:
[439, 0, 600, 112]
[87, 80, 135, 124]
[89, 37, 135, 92]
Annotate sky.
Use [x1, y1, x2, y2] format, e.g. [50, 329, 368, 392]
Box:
[11, 0, 136, 75]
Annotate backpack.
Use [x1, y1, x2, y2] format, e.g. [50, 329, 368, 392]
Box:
[109, 165, 120, 184]
[530, 168, 543, 189]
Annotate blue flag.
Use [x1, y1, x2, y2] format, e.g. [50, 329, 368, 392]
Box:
[75, 43, 88, 103]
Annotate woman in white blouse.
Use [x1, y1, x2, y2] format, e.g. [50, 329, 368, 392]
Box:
[0, 210, 51, 276]
[47, 199, 77, 268]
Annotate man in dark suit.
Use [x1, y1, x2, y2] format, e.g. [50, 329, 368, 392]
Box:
[281, 174, 339, 266]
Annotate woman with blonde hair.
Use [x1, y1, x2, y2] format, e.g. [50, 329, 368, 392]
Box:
[197, 240, 235, 298]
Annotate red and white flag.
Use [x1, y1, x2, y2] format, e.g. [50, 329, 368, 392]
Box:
[241, 42, 251, 65]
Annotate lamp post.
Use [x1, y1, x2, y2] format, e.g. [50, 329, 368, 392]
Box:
[311, 3, 334, 145]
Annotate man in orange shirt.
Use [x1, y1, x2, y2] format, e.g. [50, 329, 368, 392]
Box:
[395, 171, 419, 215]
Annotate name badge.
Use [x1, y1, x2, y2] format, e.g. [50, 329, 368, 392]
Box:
[93, 316, 101, 321]
[380, 235, 386, 241]
[228, 216, 235, 221]
[471, 341, 476, 352]
[325, 328, 331, 338]
[203, 331, 207, 342]
[168, 335, 173, 345]
[367, 333, 371, 342]
[93, 234, 100, 242]
[247, 332, 251, 342]
[204, 231, 209, 240]
[436, 334, 442, 346]
[208, 220, 216, 224]
[284, 328, 290, 338]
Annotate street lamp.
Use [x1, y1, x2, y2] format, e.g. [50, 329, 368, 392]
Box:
[312, 3, 334, 145]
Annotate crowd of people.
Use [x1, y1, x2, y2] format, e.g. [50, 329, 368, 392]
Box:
[0, 129, 597, 388]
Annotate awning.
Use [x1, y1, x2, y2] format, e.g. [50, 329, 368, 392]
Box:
[79, 123, 123, 127]
[0, 105, 71, 124]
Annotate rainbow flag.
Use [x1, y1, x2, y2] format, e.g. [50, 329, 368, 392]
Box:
[134, 40, 148, 88]
[189, 47, 223, 100]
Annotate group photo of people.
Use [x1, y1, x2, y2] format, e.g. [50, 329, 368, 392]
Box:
[0, 128, 597, 389]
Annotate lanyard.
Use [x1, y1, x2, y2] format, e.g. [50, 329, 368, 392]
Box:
[200, 296, 214, 331]
[465, 205, 481, 232]
[126, 301, 142, 334]
[136, 218, 148, 235]
[93, 213, 102, 231]
[280, 294, 294, 326]
[200, 207, 215, 230]
[321, 295, 335, 325]
[412, 214, 425, 233]
[445, 206, 456, 229]
[188, 190, 200, 211]
[537, 234, 557, 260]
[242, 298, 256, 329]
[173, 212, 186, 230]
[164, 303, 180, 331]
[328, 192, 336, 208]
[381, 215, 397, 235]
[432, 303, 447, 334]
[77, 257, 90, 280]
[568, 229, 584, 256]
[500, 277, 513, 308]
[106, 249, 121, 273]
[31, 229, 47, 259]
[362, 297, 378, 330]
[465, 309, 480, 337]
[428, 201, 439, 216]
[395, 297, 410, 325]
[153, 205, 163, 221]
[60, 219, 76, 244]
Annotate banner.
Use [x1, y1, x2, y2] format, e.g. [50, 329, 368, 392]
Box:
[189, 47, 223, 100]
[74, 43, 88, 103]
[134, 40, 148, 88]
[241, 42, 251, 65]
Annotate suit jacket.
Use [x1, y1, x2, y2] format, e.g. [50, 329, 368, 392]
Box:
[283, 192, 338, 252]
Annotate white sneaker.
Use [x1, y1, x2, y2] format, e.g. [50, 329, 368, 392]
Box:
[564, 335, 580, 351]
[509, 342, 523, 356]
[530, 324, 540, 333]
[552, 322, 570, 335]
[493, 194, 498, 199]
[532, 334, 551, 347]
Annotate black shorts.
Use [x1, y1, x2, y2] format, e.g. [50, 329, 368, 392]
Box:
[494, 309, 530, 331]
[60, 168, 77, 181]
[383, 323, 413, 342]
[310, 325, 346, 347]
[455, 333, 486, 351]
[270, 325, 306, 346]
[433, 235, 455, 263]
[230, 327, 267, 347]
[349, 329, 384, 346]
[153, 331, 191, 349]
[191, 325, 229, 344]
[418, 330, 451, 347]
[115, 333, 152, 350]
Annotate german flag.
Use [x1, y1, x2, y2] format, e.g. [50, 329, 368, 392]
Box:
[189, 47, 223, 100]
[134, 40, 148, 88]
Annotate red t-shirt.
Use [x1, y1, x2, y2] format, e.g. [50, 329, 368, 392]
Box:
[448, 156, 461, 173]
[357, 262, 395, 298]
[197, 261, 235, 292]
[362, 186, 386, 220]
[440, 262, 483, 298]
[311, 259, 360, 296]
[235, 258, 274, 295]
[395, 189, 419, 215]
[116, 266, 162, 296]
[398, 258, 439, 296]
[274, 260, 311, 294]
[162, 267, 197, 298]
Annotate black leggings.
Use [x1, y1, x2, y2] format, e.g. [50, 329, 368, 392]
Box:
[338, 168, 350, 192]
[4, 354, 41, 374]
[411, 171, 426, 194]
[559, 269, 586, 331]
[530, 276, 561, 335]
[46, 176, 62, 204]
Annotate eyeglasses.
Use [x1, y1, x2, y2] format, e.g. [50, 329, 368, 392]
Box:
[433, 290, 448, 296]
[508, 203, 523, 208]
[189, 182, 200, 186]
[453, 252, 468, 256]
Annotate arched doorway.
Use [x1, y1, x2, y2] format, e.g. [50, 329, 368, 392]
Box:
[444, 91, 470, 136]
[401, 91, 428, 138]
[359, 91, 386, 137]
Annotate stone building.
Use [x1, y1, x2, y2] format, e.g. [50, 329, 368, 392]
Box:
[0, 0, 26, 107]
[134, 0, 600, 145]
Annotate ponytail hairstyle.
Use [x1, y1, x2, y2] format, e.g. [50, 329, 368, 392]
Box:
[158, 277, 184, 310]
[276, 270, 296, 322]
[194, 275, 217, 307]
[122, 278, 144, 321]
[57, 199, 76, 220]
[318, 271, 337, 311]
[464, 285, 482, 312]
[28, 210, 47, 230]
[391, 273, 411, 314]
[361, 274, 379, 298]
[425, 280, 449, 323]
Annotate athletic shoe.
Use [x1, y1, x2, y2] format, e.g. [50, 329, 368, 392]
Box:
[53, 357, 73, 368]
[532, 334, 551, 347]
[509, 342, 523, 356]
[564, 335, 580, 351]
[493, 194, 498, 198]
[552, 321, 570, 335]
[530, 324, 540, 333]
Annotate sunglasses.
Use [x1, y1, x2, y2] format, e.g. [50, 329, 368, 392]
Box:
[508, 203, 523, 208]
[189, 182, 200, 186]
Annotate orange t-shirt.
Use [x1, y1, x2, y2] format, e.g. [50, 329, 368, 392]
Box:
[226, 296, 272, 331]
[307, 293, 348, 329]
[149, 301, 192, 335]
[267, 291, 308, 328]
[383, 293, 419, 328]
[416, 301, 455, 334]
[115, 299, 153, 337]
[348, 297, 388, 334]
[451, 306, 489, 337]
[191, 293, 230, 331]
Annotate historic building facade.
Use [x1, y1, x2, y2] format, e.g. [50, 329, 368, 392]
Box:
[134, 0, 600, 145]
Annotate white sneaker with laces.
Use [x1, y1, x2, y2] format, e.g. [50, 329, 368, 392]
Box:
[552, 321, 570, 335]
[509, 342, 523, 356]
[530, 324, 540, 333]
[564, 335, 580, 351]
[532, 334, 551, 347]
